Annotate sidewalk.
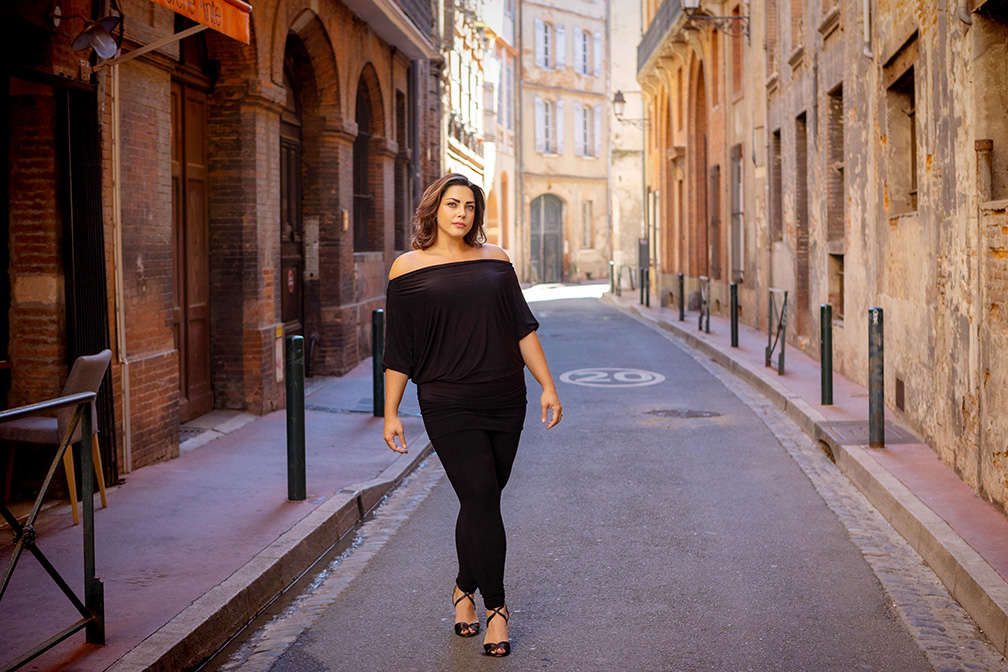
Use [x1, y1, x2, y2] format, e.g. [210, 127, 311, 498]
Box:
[0, 360, 431, 672]
[606, 290, 1008, 658]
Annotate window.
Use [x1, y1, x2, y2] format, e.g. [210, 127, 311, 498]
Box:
[731, 6, 743, 96]
[581, 200, 593, 248]
[791, 0, 804, 48]
[886, 67, 917, 212]
[795, 112, 810, 320]
[535, 96, 563, 154]
[829, 254, 845, 320]
[593, 31, 602, 76]
[676, 67, 683, 130]
[574, 104, 601, 156]
[506, 61, 514, 129]
[534, 19, 566, 70]
[711, 29, 719, 104]
[827, 85, 844, 240]
[767, 0, 778, 75]
[730, 144, 744, 282]
[770, 128, 782, 241]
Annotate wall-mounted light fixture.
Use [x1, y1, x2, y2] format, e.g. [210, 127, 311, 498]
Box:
[52, 0, 125, 60]
[682, 0, 750, 41]
[612, 90, 649, 128]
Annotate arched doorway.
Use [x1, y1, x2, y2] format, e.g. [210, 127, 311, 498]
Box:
[689, 61, 708, 278]
[172, 21, 213, 421]
[353, 66, 384, 252]
[530, 194, 563, 283]
[280, 34, 310, 337]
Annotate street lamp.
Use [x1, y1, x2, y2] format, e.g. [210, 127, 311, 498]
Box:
[682, 0, 750, 41]
[611, 90, 648, 128]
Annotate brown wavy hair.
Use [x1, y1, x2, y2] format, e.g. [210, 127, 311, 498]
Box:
[411, 173, 487, 249]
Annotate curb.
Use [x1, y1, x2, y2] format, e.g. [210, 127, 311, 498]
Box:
[605, 295, 1008, 658]
[106, 438, 435, 672]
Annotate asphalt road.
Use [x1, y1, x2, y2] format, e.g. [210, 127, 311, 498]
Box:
[207, 296, 935, 672]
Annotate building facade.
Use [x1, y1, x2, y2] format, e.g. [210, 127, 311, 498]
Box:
[3, 0, 443, 492]
[638, 0, 1008, 510]
[441, 0, 488, 186]
[519, 0, 611, 283]
[481, 0, 521, 273]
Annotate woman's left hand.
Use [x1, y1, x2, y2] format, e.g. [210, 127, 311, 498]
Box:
[540, 388, 563, 429]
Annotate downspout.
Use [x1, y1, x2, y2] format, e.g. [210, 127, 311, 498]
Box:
[110, 62, 131, 473]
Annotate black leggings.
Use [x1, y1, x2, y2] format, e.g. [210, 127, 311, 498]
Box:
[432, 429, 521, 610]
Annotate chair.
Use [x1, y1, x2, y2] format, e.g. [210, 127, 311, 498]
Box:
[0, 350, 111, 525]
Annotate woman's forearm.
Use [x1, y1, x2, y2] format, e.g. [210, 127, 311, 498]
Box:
[518, 331, 556, 391]
[384, 369, 409, 416]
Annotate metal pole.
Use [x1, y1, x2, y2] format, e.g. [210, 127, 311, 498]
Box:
[372, 309, 385, 417]
[285, 335, 306, 501]
[609, 260, 615, 294]
[640, 268, 645, 305]
[645, 268, 650, 308]
[730, 283, 738, 347]
[678, 272, 684, 321]
[80, 403, 104, 643]
[869, 307, 884, 447]
[820, 304, 833, 405]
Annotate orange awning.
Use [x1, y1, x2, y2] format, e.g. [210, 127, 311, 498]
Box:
[148, 0, 251, 44]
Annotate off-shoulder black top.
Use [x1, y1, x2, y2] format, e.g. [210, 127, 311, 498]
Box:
[382, 258, 539, 439]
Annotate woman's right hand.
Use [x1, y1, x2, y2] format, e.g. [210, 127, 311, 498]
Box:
[383, 416, 408, 454]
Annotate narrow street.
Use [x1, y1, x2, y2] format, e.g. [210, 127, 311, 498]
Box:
[201, 291, 1003, 672]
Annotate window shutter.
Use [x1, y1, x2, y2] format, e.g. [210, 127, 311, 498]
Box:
[555, 100, 564, 154]
[534, 96, 545, 152]
[534, 18, 544, 67]
[588, 104, 596, 157]
[574, 28, 584, 74]
[588, 31, 596, 76]
[574, 104, 584, 156]
[556, 24, 566, 69]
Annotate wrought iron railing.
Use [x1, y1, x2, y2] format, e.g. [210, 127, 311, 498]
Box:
[766, 288, 788, 374]
[1, 392, 104, 671]
[638, 0, 684, 74]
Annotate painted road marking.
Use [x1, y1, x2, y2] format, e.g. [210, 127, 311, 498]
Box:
[559, 367, 666, 388]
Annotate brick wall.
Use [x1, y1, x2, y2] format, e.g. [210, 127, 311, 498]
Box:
[7, 79, 65, 406]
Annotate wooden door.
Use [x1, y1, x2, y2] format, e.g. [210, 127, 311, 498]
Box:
[171, 80, 212, 422]
[531, 194, 563, 283]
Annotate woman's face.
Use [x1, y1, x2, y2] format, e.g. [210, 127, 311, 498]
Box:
[435, 184, 476, 243]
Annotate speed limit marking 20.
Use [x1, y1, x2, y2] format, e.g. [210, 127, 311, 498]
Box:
[559, 368, 666, 388]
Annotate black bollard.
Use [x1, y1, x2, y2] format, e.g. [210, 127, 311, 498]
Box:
[609, 260, 615, 294]
[644, 269, 650, 308]
[372, 309, 384, 417]
[869, 307, 884, 448]
[730, 283, 739, 347]
[820, 305, 833, 405]
[640, 268, 645, 305]
[678, 273, 685, 321]
[80, 402, 105, 643]
[285, 335, 306, 501]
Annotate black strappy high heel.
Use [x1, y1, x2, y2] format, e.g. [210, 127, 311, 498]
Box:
[452, 587, 480, 637]
[483, 606, 511, 657]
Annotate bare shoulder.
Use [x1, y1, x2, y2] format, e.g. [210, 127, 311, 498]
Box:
[389, 251, 424, 280]
[481, 243, 511, 263]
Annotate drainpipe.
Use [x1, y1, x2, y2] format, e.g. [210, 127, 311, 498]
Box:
[110, 61, 131, 473]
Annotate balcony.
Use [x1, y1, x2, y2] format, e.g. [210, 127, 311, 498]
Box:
[637, 0, 684, 75]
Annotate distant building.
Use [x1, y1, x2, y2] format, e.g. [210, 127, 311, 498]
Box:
[518, 0, 611, 283]
[441, 0, 487, 185]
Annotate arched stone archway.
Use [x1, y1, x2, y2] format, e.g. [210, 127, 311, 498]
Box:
[530, 194, 564, 283]
[688, 59, 708, 278]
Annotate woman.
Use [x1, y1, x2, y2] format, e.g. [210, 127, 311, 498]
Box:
[382, 173, 562, 658]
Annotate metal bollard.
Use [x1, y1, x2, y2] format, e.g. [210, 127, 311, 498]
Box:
[80, 403, 105, 643]
[730, 283, 739, 347]
[820, 305, 833, 405]
[869, 307, 884, 448]
[644, 269, 650, 308]
[372, 309, 384, 417]
[609, 260, 615, 294]
[285, 335, 306, 501]
[678, 273, 685, 322]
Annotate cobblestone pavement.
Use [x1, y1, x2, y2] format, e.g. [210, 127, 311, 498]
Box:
[628, 309, 1008, 672]
[205, 457, 446, 672]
